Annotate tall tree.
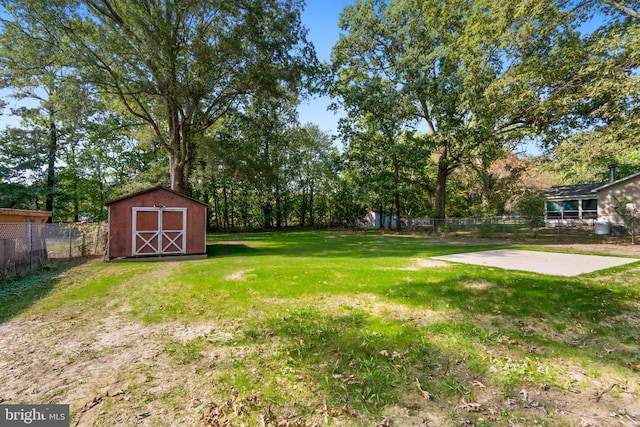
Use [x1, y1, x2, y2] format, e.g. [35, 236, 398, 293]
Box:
[336, 75, 422, 230]
[0, 126, 49, 209]
[0, 5, 91, 216]
[2, 0, 317, 194]
[331, 0, 570, 218]
[553, 1, 639, 145]
[288, 124, 336, 227]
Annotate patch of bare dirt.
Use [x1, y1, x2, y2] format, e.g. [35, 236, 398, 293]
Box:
[393, 258, 451, 271]
[0, 311, 247, 426]
[224, 269, 254, 281]
[1, 290, 638, 426]
[461, 280, 495, 290]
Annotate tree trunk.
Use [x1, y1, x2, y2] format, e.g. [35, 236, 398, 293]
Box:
[73, 193, 79, 222]
[203, 189, 210, 231]
[230, 182, 235, 230]
[434, 144, 448, 219]
[98, 162, 105, 221]
[169, 154, 187, 194]
[275, 192, 282, 229]
[393, 154, 401, 232]
[45, 110, 57, 222]
[165, 96, 191, 195]
[223, 184, 229, 231]
[300, 188, 307, 226]
[212, 182, 221, 231]
[263, 202, 272, 229]
[283, 194, 289, 228]
[242, 188, 249, 229]
[309, 181, 315, 227]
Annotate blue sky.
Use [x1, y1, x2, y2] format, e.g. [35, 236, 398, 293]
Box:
[298, 1, 613, 150]
[0, 1, 610, 144]
[298, 1, 354, 137]
[0, 1, 353, 135]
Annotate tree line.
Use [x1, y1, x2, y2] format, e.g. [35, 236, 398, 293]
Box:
[1, 0, 639, 230]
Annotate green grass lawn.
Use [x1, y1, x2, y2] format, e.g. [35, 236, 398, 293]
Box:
[1, 231, 639, 426]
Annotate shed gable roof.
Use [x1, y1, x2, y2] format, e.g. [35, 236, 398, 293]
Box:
[106, 186, 208, 206]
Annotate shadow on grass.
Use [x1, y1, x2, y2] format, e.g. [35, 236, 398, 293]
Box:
[236, 274, 638, 423]
[206, 243, 262, 257]
[381, 267, 640, 371]
[245, 306, 466, 414]
[209, 231, 502, 260]
[0, 257, 93, 323]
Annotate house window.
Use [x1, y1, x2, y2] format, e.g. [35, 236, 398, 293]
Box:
[562, 200, 579, 218]
[582, 199, 597, 219]
[546, 201, 560, 218]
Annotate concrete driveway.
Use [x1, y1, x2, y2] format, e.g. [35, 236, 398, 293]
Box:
[431, 249, 638, 276]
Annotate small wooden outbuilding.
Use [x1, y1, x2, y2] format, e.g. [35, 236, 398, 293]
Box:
[0, 208, 52, 226]
[0, 208, 52, 278]
[105, 186, 208, 260]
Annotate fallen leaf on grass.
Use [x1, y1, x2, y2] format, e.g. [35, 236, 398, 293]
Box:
[523, 399, 542, 409]
[374, 417, 390, 427]
[204, 404, 226, 426]
[81, 396, 103, 412]
[415, 378, 431, 400]
[135, 412, 151, 420]
[503, 397, 517, 406]
[527, 344, 544, 354]
[459, 398, 481, 412]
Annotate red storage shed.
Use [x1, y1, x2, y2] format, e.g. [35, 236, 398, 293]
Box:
[106, 186, 207, 260]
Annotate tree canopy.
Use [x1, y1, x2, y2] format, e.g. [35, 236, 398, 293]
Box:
[1, 0, 639, 226]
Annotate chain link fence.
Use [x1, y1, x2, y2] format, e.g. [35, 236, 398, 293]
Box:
[363, 216, 610, 238]
[0, 222, 107, 280]
[404, 216, 626, 238]
[405, 216, 545, 237]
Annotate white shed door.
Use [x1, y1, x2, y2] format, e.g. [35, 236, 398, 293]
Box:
[132, 207, 187, 256]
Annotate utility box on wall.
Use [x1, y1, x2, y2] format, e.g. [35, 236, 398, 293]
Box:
[106, 187, 207, 260]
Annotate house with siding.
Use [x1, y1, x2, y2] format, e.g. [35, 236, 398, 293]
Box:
[544, 166, 640, 228]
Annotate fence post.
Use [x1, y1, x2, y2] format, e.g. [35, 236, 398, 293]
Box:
[29, 222, 33, 274]
[69, 224, 73, 258]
